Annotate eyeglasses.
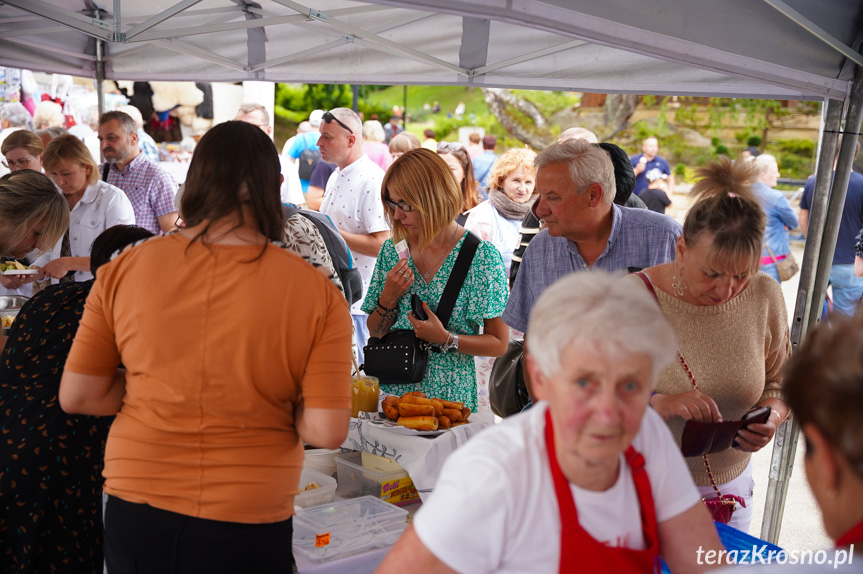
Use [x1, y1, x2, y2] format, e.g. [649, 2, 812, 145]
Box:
[323, 111, 353, 135]
[2, 157, 37, 170]
[437, 141, 464, 153]
[384, 197, 413, 212]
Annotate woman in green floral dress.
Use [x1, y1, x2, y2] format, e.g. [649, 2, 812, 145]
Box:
[363, 148, 509, 411]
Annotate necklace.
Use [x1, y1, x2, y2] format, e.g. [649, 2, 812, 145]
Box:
[419, 227, 459, 280]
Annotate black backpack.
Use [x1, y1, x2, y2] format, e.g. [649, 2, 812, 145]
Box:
[283, 205, 363, 305]
[298, 148, 322, 180]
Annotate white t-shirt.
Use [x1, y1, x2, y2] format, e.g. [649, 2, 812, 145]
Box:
[463, 200, 522, 275]
[279, 157, 304, 205]
[33, 180, 136, 283]
[320, 155, 387, 314]
[414, 402, 700, 574]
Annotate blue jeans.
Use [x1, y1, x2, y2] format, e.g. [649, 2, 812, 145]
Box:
[352, 313, 370, 364]
[829, 264, 863, 316]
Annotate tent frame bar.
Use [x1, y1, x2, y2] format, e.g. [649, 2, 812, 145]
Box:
[272, 0, 469, 76]
[762, 0, 863, 68]
[123, 0, 204, 41]
[3, 0, 113, 41]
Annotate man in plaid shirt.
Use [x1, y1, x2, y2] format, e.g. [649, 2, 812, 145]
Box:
[98, 111, 178, 235]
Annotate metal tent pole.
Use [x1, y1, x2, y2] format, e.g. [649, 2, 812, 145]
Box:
[95, 39, 106, 117]
[760, 64, 863, 544]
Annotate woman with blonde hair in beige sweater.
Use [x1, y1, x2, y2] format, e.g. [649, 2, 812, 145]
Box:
[629, 157, 791, 533]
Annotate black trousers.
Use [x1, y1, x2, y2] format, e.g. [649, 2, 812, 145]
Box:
[104, 495, 294, 573]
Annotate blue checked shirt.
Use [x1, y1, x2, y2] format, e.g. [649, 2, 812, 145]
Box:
[502, 204, 682, 332]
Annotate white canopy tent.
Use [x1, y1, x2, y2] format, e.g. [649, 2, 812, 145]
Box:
[2, 0, 862, 545]
[0, 0, 859, 99]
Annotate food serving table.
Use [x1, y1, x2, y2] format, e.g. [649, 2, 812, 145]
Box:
[294, 545, 389, 574]
[294, 414, 491, 572]
[340, 416, 491, 502]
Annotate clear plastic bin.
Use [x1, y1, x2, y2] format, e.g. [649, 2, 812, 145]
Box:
[295, 467, 337, 509]
[292, 495, 408, 561]
[335, 451, 419, 505]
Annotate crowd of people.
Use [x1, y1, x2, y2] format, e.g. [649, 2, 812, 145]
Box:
[1, 98, 862, 573]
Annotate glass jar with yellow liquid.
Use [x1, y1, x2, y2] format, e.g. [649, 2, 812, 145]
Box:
[351, 375, 380, 418]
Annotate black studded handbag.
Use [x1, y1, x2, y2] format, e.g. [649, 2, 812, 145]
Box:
[362, 232, 480, 385]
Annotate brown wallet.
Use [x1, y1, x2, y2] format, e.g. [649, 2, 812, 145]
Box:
[680, 406, 771, 457]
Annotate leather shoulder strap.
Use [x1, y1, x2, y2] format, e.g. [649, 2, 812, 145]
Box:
[436, 232, 480, 328]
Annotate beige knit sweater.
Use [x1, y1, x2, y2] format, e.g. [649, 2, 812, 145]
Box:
[630, 272, 791, 487]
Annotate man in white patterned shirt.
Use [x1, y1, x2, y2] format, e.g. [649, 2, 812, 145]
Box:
[318, 108, 390, 361]
[98, 111, 178, 235]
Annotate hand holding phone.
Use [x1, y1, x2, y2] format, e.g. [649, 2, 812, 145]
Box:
[411, 294, 427, 321]
[741, 406, 771, 426]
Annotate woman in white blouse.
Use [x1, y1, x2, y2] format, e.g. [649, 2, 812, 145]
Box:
[464, 148, 537, 275]
[36, 135, 136, 283]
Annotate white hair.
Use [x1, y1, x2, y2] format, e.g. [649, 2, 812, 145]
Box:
[558, 127, 598, 144]
[117, 105, 144, 128]
[33, 101, 65, 130]
[535, 138, 616, 203]
[527, 271, 677, 383]
[362, 120, 386, 143]
[0, 103, 33, 129]
[753, 153, 778, 175]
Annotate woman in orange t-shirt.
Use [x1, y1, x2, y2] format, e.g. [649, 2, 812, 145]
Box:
[59, 121, 353, 573]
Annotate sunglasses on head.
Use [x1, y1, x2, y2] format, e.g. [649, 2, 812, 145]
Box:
[437, 141, 465, 153]
[323, 111, 353, 135]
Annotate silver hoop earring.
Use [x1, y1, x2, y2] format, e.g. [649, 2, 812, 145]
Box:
[672, 265, 686, 298]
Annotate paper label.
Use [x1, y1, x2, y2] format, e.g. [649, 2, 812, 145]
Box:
[380, 477, 419, 505]
[315, 532, 331, 547]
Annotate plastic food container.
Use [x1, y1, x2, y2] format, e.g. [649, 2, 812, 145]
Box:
[294, 467, 337, 509]
[335, 451, 419, 505]
[303, 448, 340, 476]
[292, 495, 408, 561]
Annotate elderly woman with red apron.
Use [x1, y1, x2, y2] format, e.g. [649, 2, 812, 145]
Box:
[377, 271, 723, 574]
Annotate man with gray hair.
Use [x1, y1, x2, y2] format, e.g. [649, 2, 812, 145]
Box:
[98, 110, 178, 235]
[503, 139, 681, 397]
[117, 104, 160, 163]
[0, 103, 34, 176]
[318, 107, 389, 361]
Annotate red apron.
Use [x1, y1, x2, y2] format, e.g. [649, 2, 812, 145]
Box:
[545, 409, 661, 573]
[835, 517, 863, 548]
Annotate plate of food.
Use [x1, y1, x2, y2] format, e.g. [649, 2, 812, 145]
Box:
[373, 391, 474, 436]
[1, 261, 38, 275]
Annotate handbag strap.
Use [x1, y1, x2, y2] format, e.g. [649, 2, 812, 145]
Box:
[101, 163, 110, 182]
[435, 231, 480, 329]
[634, 271, 725, 498]
[764, 242, 779, 265]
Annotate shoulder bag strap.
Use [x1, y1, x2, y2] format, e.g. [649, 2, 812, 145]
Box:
[436, 231, 480, 329]
[634, 271, 725, 498]
[101, 163, 111, 182]
[764, 242, 779, 264]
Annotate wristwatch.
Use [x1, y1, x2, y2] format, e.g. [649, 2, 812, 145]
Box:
[442, 333, 459, 353]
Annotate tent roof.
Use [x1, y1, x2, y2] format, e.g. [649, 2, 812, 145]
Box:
[0, 0, 861, 101]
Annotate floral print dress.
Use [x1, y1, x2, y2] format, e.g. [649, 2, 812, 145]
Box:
[362, 231, 508, 411]
[0, 281, 113, 573]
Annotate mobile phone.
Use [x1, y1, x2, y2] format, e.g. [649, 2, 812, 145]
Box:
[742, 406, 771, 425]
[411, 294, 427, 321]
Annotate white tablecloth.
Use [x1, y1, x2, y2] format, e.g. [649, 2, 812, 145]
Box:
[340, 418, 491, 502]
